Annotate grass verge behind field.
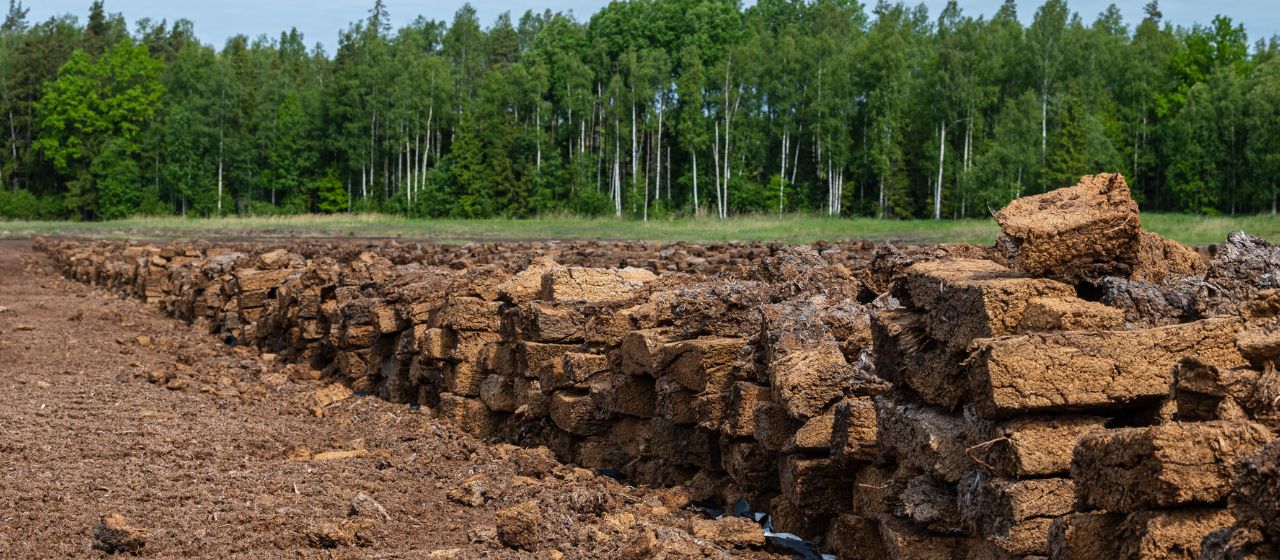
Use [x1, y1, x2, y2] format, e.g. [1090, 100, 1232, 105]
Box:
[1, 212, 1274, 246]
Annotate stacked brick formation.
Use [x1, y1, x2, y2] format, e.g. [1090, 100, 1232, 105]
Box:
[37, 174, 1280, 559]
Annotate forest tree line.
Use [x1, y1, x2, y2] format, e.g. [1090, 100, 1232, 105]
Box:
[0, 0, 1278, 221]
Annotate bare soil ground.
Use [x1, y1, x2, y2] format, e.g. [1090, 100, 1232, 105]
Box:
[0, 240, 783, 559]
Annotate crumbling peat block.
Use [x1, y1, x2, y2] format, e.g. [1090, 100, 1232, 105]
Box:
[437, 393, 499, 438]
[592, 373, 656, 418]
[516, 341, 577, 381]
[1115, 509, 1235, 560]
[479, 374, 516, 412]
[786, 407, 835, 452]
[618, 329, 670, 376]
[898, 474, 962, 533]
[879, 515, 967, 560]
[443, 361, 487, 396]
[966, 414, 1108, 478]
[1048, 511, 1122, 560]
[876, 397, 972, 483]
[1130, 231, 1207, 285]
[959, 473, 1074, 556]
[900, 258, 1074, 352]
[872, 308, 969, 410]
[660, 336, 745, 393]
[825, 514, 888, 560]
[234, 267, 293, 293]
[655, 377, 696, 424]
[1232, 439, 1280, 543]
[502, 302, 585, 343]
[722, 439, 778, 489]
[539, 266, 656, 303]
[967, 317, 1246, 418]
[548, 390, 609, 436]
[778, 455, 852, 509]
[431, 296, 503, 332]
[752, 400, 798, 452]
[830, 396, 879, 464]
[1072, 421, 1272, 512]
[764, 301, 858, 420]
[995, 173, 1142, 282]
[1016, 296, 1125, 333]
[721, 381, 771, 438]
[1172, 359, 1264, 423]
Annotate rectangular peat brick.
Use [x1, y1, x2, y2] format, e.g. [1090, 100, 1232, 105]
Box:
[966, 414, 1109, 477]
[900, 258, 1074, 352]
[1072, 420, 1271, 512]
[967, 317, 1246, 418]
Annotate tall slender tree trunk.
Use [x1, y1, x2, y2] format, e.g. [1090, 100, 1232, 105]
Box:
[1040, 82, 1048, 165]
[654, 102, 663, 203]
[713, 122, 722, 219]
[935, 120, 945, 220]
[217, 137, 224, 216]
[780, 127, 787, 217]
[691, 149, 699, 216]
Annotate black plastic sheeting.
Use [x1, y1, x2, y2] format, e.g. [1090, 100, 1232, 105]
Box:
[688, 500, 836, 560]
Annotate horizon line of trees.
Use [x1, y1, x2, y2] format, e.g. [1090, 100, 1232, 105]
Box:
[0, 0, 1278, 221]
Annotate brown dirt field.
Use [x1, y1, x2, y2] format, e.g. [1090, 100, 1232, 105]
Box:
[0, 240, 785, 559]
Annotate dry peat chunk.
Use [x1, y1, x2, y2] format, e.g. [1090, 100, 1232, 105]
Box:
[871, 308, 969, 410]
[878, 515, 966, 560]
[495, 500, 543, 551]
[1130, 231, 1207, 284]
[93, 513, 148, 554]
[1072, 420, 1272, 512]
[690, 516, 765, 548]
[1195, 232, 1280, 317]
[1050, 509, 1233, 560]
[967, 317, 1245, 418]
[966, 413, 1108, 477]
[958, 473, 1074, 556]
[875, 397, 970, 483]
[995, 172, 1141, 281]
[539, 266, 656, 303]
[1016, 296, 1125, 333]
[825, 514, 888, 560]
[1232, 439, 1280, 543]
[899, 258, 1074, 352]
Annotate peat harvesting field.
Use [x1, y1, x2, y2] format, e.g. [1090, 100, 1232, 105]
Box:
[5, 173, 1280, 559]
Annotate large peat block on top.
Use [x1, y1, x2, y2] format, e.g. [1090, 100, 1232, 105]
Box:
[1072, 420, 1271, 512]
[899, 258, 1075, 352]
[995, 173, 1141, 281]
[539, 266, 656, 303]
[966, 317, 1246, 418]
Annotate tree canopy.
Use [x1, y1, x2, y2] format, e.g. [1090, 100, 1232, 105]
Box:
[1, 0, 1278, 220]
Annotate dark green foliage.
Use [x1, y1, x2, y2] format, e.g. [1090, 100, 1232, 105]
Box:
[1, 1, 1277, 221]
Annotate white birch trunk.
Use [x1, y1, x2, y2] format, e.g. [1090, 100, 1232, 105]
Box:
[935, 120, 945, 220]
[692, 150, 699, 216]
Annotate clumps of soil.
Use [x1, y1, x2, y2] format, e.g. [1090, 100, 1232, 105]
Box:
[93, 513, 147, 554]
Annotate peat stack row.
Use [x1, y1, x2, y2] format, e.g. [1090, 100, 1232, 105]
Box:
[36, 235, 890, 546]
[35, 173, 1280, 558]
[857, 174, 1279, 560]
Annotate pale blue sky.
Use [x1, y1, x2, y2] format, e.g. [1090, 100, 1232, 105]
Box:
[26, 0, 1279, 54]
